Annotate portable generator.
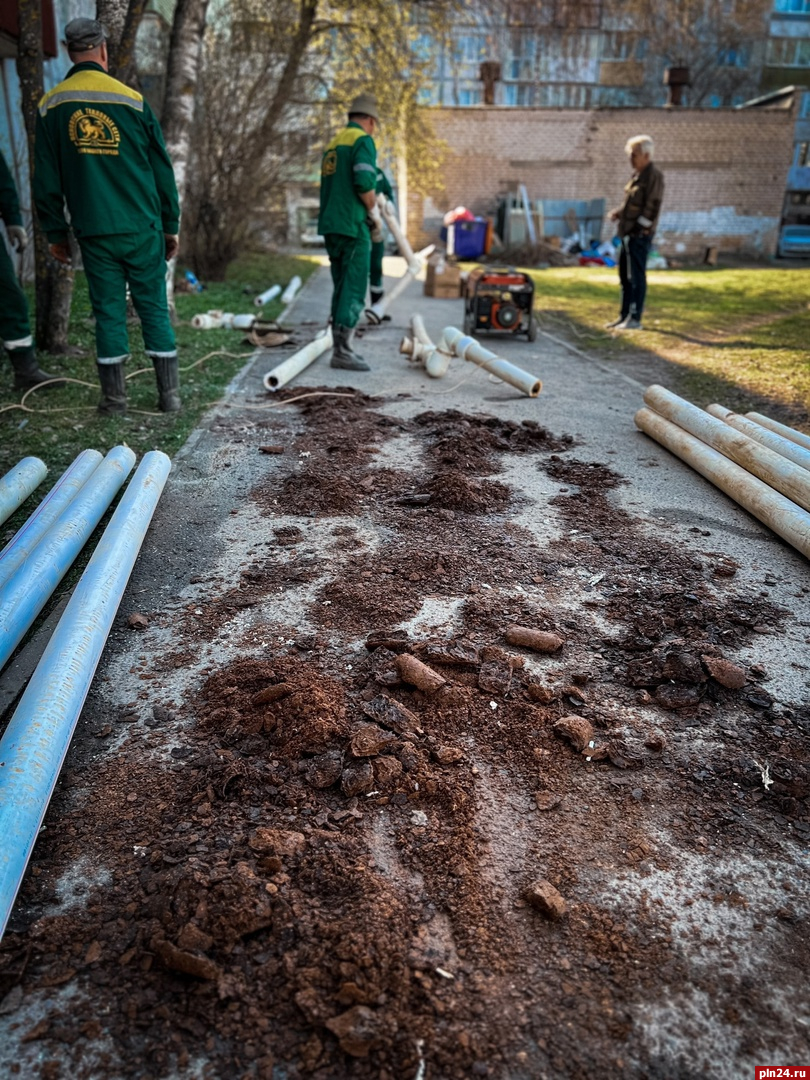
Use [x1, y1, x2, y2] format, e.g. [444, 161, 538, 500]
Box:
[463, 267, 537, 341]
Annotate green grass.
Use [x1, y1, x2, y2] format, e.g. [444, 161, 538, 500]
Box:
[527, 264, 810, 422]
[0, 250, 318, 547]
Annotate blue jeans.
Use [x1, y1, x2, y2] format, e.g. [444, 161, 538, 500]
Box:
[619, 234, 652, 319]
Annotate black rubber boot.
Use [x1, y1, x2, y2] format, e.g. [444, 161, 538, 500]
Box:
[370, 288, 384, 306]
[8, 346, 63, 391]
[330, 325, 370, 372]
[97, 362, 127, 414]
[151, 354, 182, 412]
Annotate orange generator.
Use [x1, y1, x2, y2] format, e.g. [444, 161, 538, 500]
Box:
[463, 267, 537, 341]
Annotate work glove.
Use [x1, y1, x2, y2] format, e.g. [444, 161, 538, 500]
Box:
[7, 225, 28, 251]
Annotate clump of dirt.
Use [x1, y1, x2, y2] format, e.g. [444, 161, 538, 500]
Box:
[425, 469, 511, 513]
[276, 470, 361, 515]
[414, 410, 574, 474]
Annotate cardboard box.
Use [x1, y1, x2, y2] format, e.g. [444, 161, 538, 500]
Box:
[424, 258, 462, 299]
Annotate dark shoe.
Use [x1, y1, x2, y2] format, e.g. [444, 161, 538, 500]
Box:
[330, 325, 370, 372]
[604, 316, 628, 329]
[8, 346, 64, 390]
[150, 354, 182, 412]
[97, 362, 127, 414]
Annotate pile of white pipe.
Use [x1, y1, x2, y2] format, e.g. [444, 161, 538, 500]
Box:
[635, 385, 810, 559]
[255, 276, 303, 308]
[400, 316, 542, 398]
[366, 196, 435, 325]
[191, 311, 258, 330]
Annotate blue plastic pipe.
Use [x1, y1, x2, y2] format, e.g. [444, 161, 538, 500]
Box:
[0, 450, 171, 941]
[0, 458, 47, 527]
[0, 445, 135, 673]
[0, 450, 103, 590]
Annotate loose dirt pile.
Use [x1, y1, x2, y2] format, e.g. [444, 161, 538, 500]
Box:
[0, 392, 807, 1079]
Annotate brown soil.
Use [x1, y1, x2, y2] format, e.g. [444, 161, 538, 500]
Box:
[0, 392, 807, 1079]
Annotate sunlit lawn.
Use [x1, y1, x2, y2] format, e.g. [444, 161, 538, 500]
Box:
[526, 264, 810, 420]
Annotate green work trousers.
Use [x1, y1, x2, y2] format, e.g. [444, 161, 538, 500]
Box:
[79, 229, 175, 364]
[369, 239, 384, 292]
[0, 237, 32, 349]
[325, 231, 371, 329]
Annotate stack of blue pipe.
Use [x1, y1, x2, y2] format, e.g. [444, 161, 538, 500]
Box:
[0, 448, 171, 940]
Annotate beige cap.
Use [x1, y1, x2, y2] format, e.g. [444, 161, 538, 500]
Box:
[348, 93, 379, 121]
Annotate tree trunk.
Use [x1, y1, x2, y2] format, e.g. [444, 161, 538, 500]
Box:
[16, 0, 74, 353]
[108, 0, 147, 86]
[161, 0, 210, 306]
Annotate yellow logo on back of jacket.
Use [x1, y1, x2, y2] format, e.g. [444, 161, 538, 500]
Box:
[68, 109, 120, 155]
[322, 149, 337, 176]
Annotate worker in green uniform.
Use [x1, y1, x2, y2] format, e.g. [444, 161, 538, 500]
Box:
[33, 18, 181, 413]
[0, 152, 60, 390]
[369, 164, 394, 311]
[318, 92, 380, 371]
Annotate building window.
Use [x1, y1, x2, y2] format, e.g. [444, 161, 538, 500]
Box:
[454, 33, 488, 64]
[718, 46, 749, 67]
[503, 82, 535, 105]
[795, 141, 810, 165]
[773, 0, 810, 13]
[766, 36, 810, 64]
[506, 31, 537, 79]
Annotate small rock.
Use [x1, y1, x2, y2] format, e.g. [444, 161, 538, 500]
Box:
[644, 732, 667, 752]
[304, 750, 343, 789]
[365, 629, 410, 653]
[177, 924, 214, 953]
[504, 626, 563, 653]
[341, 761, 375, 797]
[527, 683, 558, 704]
[373, 757, 403, 786]
[522, 880, 567, 919]
[662, 650, 705, 685]
[127, 612, 149, 631]
[553, 715, 594, 752]
[361, 695, 420, 735]
[369, 647, 400, 686]
[478, 659, 512, 696]
[425, 641, 480, 666]
[654, 683, 702, 710]
[396, 654, 446, 693]
[151, 937, 220, 980]
[349, 722, 397, 758]
[434, 746, 464, 765]
[324, 1006, 384, 1057]
[248, 828, 306, 856]
[410, 810, 428, 827]
[701, 655, 747, 689]
[252, 683, 293, 705]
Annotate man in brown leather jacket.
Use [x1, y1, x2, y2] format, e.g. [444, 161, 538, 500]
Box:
[606, 135, 665, 331]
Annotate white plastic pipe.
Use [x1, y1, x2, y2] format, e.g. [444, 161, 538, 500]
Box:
[400, 322, 541, 396]
[745, 411, 810, 453]
[263, 328, 333, 391]
[707, 404, 810, 473]
[0, 450, 103, 590]
[0, 450, 171, 942]
[255, 285, 281, 307]
[0, 458, 47, 526]
[635, 406, 810, 559]
[281, 276, 302, 305]
[0, 446, 135, 672]
[366, 244, 435, 325]
[379, 196, 420, 274]
[443, 327, 541, 396]
[643, 385, 810, 513]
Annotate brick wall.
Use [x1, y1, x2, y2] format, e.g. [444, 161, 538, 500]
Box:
[408, 105, 796, 258]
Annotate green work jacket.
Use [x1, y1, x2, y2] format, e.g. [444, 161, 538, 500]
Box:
[34, 61, 180, 244]
[318, 122, 377, 239]
[0, 152, 23, 228]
